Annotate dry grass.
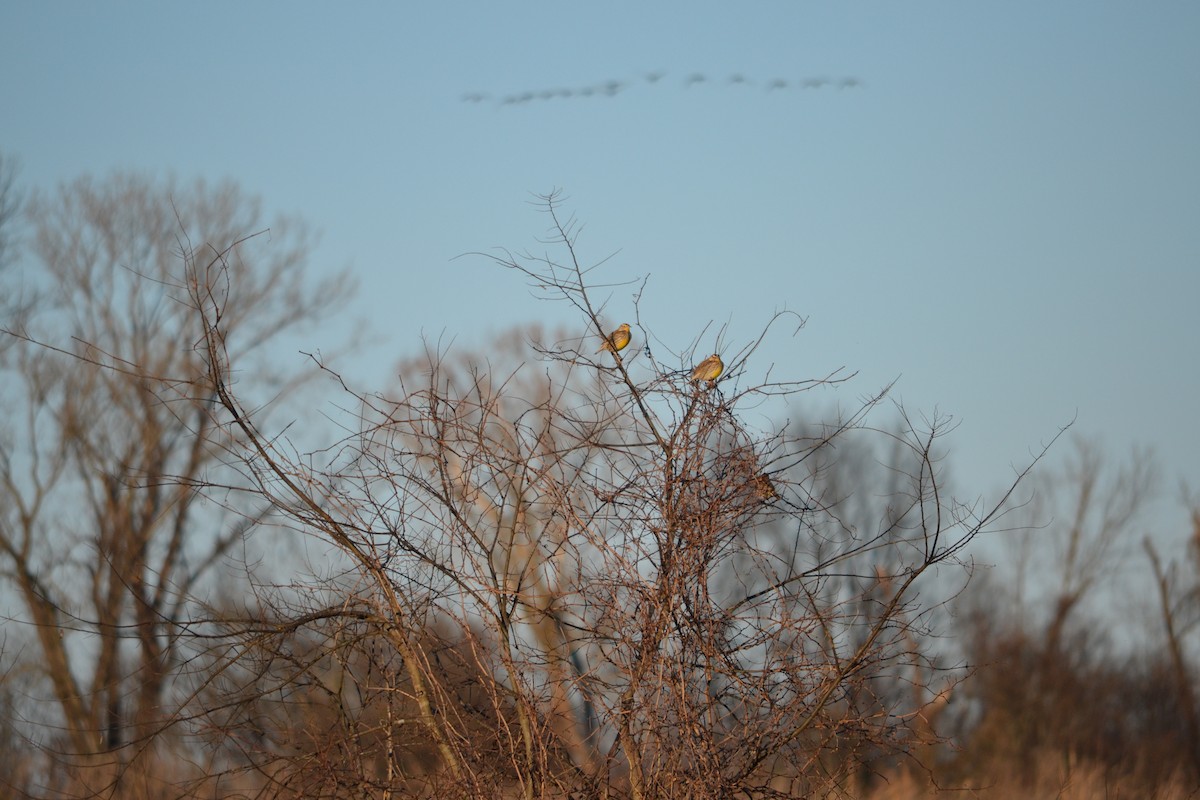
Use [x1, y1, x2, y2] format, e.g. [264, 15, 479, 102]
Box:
[859, 753, 1199, 800]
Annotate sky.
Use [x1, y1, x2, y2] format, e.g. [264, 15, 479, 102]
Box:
[2, 2, 1199, 556]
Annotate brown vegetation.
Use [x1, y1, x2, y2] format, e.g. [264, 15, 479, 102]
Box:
[1, 171, 1195, 799]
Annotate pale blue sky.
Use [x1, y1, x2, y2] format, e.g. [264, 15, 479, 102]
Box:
[3, 2, 1198, 529]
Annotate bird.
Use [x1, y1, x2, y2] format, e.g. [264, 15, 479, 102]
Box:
[753, 473, 778, 501]
[601, 80, 623, 96]
[689, 353, 724, 383]
[597, 323, 632, 354]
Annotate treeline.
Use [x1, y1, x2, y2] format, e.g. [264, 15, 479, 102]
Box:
[930, 442, 1200, 798]
[0, 161, 1195, 799]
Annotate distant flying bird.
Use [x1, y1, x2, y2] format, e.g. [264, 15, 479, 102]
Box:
[753, 473, 778, 501]
[473, 70, 864, 109]
[597, 323, 632, 354]
[689, 353, 724, 383]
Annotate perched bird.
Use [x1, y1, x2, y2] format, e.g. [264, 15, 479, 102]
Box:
[753, 473, 778, 501]
[597, 323, 632, 354]
[689, 353, 724, 383]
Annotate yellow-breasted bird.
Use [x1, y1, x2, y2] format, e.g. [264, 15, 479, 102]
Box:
[689, 353, 724, 383]
[597, 323, 632, 354]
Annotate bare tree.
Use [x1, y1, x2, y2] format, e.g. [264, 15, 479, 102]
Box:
[0, 152, 28, 336]
[945, 438, 1193, 793]
[183, 192, 1048, 799]
[1030, 438, 1157, 657]
[0, 171, 351, 797]
[1143, 499, 1200, 779]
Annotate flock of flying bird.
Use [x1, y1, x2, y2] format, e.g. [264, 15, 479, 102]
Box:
[596, 322, 778, 502]
[461, 71, 863, 107]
